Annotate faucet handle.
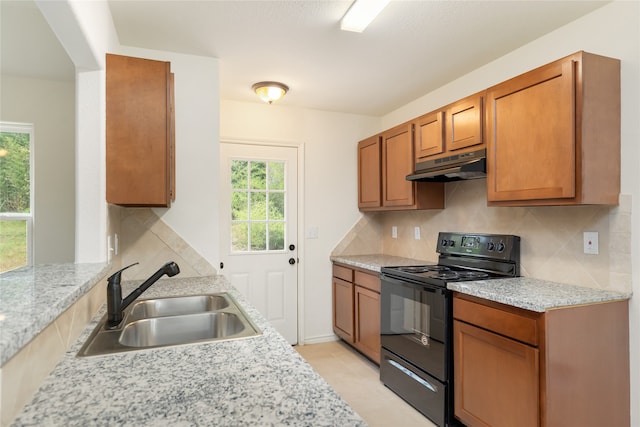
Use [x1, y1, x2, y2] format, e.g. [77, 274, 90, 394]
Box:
[107, 262, 139, 285]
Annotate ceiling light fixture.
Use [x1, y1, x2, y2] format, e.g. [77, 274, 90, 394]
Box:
[340, 0, 390, 33]
[252, 81, 289, 104]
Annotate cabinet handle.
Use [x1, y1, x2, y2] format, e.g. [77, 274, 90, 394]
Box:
[387, 359, 438, 393]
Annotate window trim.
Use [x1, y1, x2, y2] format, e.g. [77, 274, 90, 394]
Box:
[0, 121, 35, 267]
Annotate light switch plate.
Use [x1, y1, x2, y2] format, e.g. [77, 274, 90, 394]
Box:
[391, 226, 398, 239]
[305, 226, 319, 239]
[414, 226, 421, 240]
[583, 231, 599, 255]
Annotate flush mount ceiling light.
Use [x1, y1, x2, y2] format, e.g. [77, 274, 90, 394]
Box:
[340, 0, 390, 33]
[252, 81, 289, 104]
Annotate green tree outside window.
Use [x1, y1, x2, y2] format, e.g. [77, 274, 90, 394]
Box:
[1, 126, 32, 272]
[230, 159, 285, 252]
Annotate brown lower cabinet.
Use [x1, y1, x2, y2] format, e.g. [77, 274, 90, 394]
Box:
[332, 263, 380, 364]
[453, 293, 629, 427]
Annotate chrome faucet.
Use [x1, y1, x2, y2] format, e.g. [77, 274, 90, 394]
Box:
[105, 261, 180, 329]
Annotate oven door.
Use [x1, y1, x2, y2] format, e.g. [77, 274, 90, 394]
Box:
[380, 274, 449, 381]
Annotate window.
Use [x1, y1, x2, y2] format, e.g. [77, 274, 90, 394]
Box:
[0, 122, 34, 272]
[230, 159, 285, 252]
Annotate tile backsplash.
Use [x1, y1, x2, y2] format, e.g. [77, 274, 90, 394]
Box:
[116, 208, 216, 280]
[333, 180, 631, 293]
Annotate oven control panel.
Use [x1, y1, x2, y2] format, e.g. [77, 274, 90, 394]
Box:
[437, 232, 520, 261]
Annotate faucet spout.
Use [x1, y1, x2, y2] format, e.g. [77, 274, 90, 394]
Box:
[106, 261, 180, 329]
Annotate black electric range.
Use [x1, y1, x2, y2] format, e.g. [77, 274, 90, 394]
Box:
[379, 232, 520, 427]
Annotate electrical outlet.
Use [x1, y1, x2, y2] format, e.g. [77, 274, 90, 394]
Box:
[414, 226, 421, 240]
[583, 231, 599, 255]
[391, 226, 398, 239]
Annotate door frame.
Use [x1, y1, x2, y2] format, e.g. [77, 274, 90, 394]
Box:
[220, 137, 306, 345]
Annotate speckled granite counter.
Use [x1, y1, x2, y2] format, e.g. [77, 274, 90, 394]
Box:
[448, 277, 632, 312]
[332, 255, 632, 312]
[11, 276, 366, 427]
[330, 254, 432, 272]
[0, 263, 110, 365]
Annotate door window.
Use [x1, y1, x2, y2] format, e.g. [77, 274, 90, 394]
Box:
[230, 159, 286, 252]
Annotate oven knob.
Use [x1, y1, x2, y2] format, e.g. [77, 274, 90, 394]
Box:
[496, 242, 506, 252]
[487, 242, 495, 251]
[441, 239, 448, 246]
[449, 240, 455, 247]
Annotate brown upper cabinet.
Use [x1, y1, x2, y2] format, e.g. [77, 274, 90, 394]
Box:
[357, 123, 444, 211]
[357, 135, 382, 209]
[106, 54, 176, 207]
[486, 51, 620, 206]
[414, 93, 484, 163]
[414, 111, 445, 159]
[382, 123, 417, 208]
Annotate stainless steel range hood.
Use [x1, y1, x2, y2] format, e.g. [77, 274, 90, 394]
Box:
[406, 148, 486, 182]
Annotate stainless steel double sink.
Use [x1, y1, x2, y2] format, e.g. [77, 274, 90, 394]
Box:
[77, 293, 261, 357]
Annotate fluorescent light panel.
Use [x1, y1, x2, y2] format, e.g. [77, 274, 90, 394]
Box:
[340, 0, 390, 33]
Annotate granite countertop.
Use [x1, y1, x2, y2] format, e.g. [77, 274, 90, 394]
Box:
[0, 263, 111, 365]
[330, 254, 432, 272]
[11, 276, 366, 427]
[448, 277, 632, 312]
[331, 253, 631, 312]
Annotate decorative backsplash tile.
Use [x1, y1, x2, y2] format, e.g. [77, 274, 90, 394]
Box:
[115, 208, 217, 280]
[333, 180, 632, 293]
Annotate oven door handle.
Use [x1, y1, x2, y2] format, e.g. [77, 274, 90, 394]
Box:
[387, 359, 438, 393]
[380, 274, 443, 294]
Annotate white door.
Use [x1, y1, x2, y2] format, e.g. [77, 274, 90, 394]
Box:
[219, 142, 298, 344]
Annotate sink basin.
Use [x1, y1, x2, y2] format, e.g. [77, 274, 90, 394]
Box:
[120, 312, 246, 347]
[127, 294, 229, 322]
[77, 292, 261, 357]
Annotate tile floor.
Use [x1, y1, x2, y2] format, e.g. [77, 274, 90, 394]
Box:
[295, 340, 437, 427]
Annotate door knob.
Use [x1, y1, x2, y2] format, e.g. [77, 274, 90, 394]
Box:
[289, 258, 296, 265]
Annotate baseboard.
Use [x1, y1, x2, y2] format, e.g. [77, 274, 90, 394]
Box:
[299, 334, 340, 345]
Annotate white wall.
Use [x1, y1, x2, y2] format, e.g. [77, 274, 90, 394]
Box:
[37, 0, 120, 263]
[220, 100, 378, 341]
[116, 46, 220, 267]
[0, 75, 75, 263]
[381, 2, 640, 424]
[38, 2, 220, 266]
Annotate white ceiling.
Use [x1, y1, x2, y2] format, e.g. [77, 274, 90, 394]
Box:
[0, 1, 75, 81]
[2, 0, 609, 116]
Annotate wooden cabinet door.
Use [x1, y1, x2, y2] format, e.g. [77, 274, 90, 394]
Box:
[415, 111, 444, 160]
[354, 284, 380, 364]
[354, 270, 381, 365]
[382, 123, 415, 207]
[446, 95, 483, 152]
[106, 54, 174, 207]
[332, 277, 354, 342]
[486, 57, 576, 203]
[454, 320, 539, 427]
[357, 136, 382, 209]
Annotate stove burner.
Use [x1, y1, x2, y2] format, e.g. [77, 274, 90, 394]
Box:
[458, 271, 490, 279]
[397, 265, 450, 273]
[436, 271, 490, 280]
